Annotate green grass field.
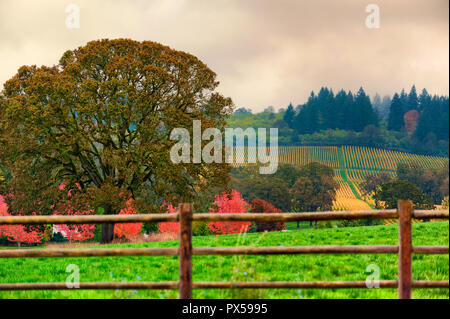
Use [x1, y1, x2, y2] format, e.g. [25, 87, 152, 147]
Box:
[0, 221, 448, 299]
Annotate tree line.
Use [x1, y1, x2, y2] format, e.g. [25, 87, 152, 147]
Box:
[230, 162, 338, 228]
[233, 85, 449, 156]
[360, 162, 449, 209]
[283, 87, 378, 133]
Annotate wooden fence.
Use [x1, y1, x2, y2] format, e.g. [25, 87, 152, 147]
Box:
[0, 200, 448, 299]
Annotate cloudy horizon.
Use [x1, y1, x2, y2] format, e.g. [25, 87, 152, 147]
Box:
[0, 0, 448, 112]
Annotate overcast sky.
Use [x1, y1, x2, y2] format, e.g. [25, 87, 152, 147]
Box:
[0, 0, 448, 112]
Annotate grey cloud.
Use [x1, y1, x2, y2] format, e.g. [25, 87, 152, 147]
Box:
[0, 0, 448, 112]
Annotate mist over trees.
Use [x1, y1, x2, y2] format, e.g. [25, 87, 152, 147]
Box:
[232, 85, 449, 156]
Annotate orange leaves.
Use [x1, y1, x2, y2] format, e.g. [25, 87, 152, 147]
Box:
[114, 200, 142, 239]
[158, 204, 180, 234]
[404, 110, 420, 132]
[0, 195, 43, 247]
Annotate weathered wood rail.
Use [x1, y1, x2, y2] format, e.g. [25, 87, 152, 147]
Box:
[0, 200, 448, 299]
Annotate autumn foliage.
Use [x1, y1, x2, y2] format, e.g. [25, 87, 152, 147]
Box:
[208, 190, 251, 235]
[404, 110, 420, 132]
[250, 199, 286, 232]
[53, 218, 95, 244]
[0, 38, 233, 244]
[0, 195, 7, 236]
[0, 195, 43, 247]
[114, 200, 142, 239]
[53, 184, 95, 244]
[158, 204, 179, 234]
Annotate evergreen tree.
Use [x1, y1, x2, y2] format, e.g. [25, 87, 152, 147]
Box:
[283, 103, 295, 128]
[418, 88, 431, 112]
[407, 85, 419, 111]
[388, 93, 404, 131]
[320, 88, 336, 129]
[343, 91, 355, 130]
[436, 96, 449, 141]
[414, 96, 447, 141]
[399, 89, 409, 114]
[353, 87, 378, 131]
[295, 92, 319, 134]
[334, 90, 348, 129]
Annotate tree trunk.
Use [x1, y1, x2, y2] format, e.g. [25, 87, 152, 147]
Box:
[100, 205, 116, 244]
[100, 223, 115, 244]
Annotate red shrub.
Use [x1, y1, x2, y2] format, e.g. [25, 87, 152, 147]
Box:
[208, 190, 251, 235]
[250, 199, 286, 232]
[53, 184, 95, 244]
[0, 195, 43, 247]
[114, 200, 143, 239]
[0, 195, 8, 236]
[158, 204, 179, 234]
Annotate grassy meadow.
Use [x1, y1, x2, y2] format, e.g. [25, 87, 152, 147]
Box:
[0, 221, 448, 299]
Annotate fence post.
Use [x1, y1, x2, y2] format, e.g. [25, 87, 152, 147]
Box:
[398, 200, 413, 299]
[179, 203, 193, 299]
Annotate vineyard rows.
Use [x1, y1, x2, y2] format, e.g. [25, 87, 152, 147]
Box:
[233, 145, 447, 172]
[235, 145, 448, 213]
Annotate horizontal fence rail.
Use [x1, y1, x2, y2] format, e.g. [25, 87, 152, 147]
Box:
[1, 246, 448, 258]
[0, 210, 448, 225]
[0, 201, 448, 299]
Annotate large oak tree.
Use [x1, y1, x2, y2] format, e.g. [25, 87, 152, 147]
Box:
[0, 39, 232, 243]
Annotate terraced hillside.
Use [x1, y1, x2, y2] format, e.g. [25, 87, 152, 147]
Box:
[233, 145, 448, 211]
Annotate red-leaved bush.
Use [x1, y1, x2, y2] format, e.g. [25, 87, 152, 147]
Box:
[114, 199, 142, 239]
[2, 224, 43, 248]
[0, 195, 43, 247]
[0, 195, 8, 236]
[158, 204, 179, 234]
[53, 184, 95, 244]
[208, 190, 251, 235]
[250, 199, 286, 232]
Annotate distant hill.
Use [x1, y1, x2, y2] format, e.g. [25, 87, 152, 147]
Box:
[232, 145, 449, 213]
[227, 110, 449, 157]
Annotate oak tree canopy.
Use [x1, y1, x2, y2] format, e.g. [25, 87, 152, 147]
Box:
[0, 39, 233, 243]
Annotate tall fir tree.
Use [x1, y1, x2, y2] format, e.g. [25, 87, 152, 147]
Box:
[415, 96, 438, 141]
[283, 103, 295, 128]
[294, 92, 319, 134]
[407, 85, 419, 111]
[318, 88, 335, 130]
[353, 87, 378, 131]
[418, 88, 431, 112]
[399, 89, 409, 115]
[388, 93, 404, 131]
[343, 91, 355, 130]
[334, 90, 348, 129]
